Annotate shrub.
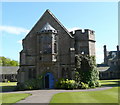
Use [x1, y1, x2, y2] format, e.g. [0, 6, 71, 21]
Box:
[55, 78, 101, 89]
[55, 78, 76, 89]
[17, 75, 43, 90]
[16, 83, 25, 90]
[88, 81, 96, 88]
[88, 80, 101, 88]
[80, 82, 89, 89]
[95, 80, 101, 87]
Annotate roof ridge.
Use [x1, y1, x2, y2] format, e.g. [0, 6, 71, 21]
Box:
[24, 9, 74, 39]
[47, 10, 74, 38]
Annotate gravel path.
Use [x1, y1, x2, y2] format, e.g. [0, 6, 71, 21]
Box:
[2, 86, 112, 104]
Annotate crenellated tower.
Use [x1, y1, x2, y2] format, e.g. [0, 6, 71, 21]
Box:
[71, 29, 96, 56]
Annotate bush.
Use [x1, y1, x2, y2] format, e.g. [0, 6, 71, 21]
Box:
[80, 82, 89, 89]
[17, 75, 43, 90]
[55, 78, 101, 89]
[88, 81, 96, 88]
[55, 78, 76, 89]
[95, 80, 101, 87]
[17, 83, 25, 90]
[88, 80, 101, 88]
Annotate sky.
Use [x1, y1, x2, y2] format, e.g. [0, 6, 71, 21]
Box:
[0, 2, 118, 64]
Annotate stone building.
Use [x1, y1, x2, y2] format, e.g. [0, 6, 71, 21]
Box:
[103, 45, 120, 66]
[17, 9, 96, 89]
[0, 66, 18, 82]
[98, 45, 120, 79]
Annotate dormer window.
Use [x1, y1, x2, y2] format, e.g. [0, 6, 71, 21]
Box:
[40, 22, 57, 34]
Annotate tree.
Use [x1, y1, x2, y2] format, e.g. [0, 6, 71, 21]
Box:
[0, 56, 19, 66]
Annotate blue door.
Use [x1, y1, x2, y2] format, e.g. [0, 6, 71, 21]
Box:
[45, 73, 54, 89]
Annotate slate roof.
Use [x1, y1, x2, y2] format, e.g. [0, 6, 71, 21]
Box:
[40, 22, 56, 32]
[98, 65, 119, 72]
[97, 66, 110, 72]
[107, 51, 120, 61]
[0, 66, 19, 74]
[25, 9, 74, 39]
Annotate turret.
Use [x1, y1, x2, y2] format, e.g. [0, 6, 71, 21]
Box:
[38, 22, 58, 63]
[74, 29, 95, 56]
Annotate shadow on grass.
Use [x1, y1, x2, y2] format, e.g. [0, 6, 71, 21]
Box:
[0, 86, 17, 92]
[101, 80, 120, 87]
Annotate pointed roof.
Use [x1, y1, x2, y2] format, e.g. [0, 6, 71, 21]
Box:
[45, 10, 73, 38]
[26, 9, 73, 38]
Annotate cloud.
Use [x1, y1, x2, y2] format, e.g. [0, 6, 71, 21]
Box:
[0, 25, 29, 35]
[68, 27, 81, 32]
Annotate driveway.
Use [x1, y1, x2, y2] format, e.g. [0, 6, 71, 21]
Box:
[3, 86, 112, 104]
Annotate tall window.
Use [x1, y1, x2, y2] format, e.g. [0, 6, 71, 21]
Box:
[54, 43, 57, 53]
[43, 43, 52, 54]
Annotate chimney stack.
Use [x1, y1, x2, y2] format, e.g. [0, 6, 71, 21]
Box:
[116, 45, 120, 67]
[103, 45, 107, 65]
[117, 45, 119, 52]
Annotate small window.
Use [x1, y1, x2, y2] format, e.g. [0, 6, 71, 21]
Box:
[29, 69, 32, 78]
[40, 56, 42, 60]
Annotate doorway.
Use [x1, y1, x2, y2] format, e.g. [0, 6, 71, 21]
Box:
[44, 72, 54, 89]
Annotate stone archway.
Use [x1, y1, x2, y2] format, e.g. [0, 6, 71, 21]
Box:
[44, 72, 55, 89]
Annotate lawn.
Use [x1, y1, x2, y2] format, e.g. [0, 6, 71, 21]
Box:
[0, 93, 31, 105]
[0, 82, 17, 86]
[0, 82, 31, 105]
[50, 79, 119, 104]
[100, 79, 119, 87]
[0, 82, 17, 92]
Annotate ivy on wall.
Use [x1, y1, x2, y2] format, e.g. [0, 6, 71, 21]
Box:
[75, 55, 99, 84]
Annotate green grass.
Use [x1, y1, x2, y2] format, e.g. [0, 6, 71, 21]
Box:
[0, 82, 17, 86]
[0, 93, 31, 105]
[100, 79, 119, 87]
[50, 79, 120, 103]
[0, 82, 31, 105]
[0, 82, 17, 92]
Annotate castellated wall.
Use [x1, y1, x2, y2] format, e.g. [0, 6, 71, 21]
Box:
[71, 29, 95, 56]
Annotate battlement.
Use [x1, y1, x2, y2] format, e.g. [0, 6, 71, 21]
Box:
[71, 29, 95, 41]
[73, 29, 95, 35]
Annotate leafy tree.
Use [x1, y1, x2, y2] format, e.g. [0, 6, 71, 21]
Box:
[0, 56, 19, 66]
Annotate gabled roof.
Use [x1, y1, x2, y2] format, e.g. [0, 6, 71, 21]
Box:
[25, 9, 73, 38]
[45, 10, 73, 38]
